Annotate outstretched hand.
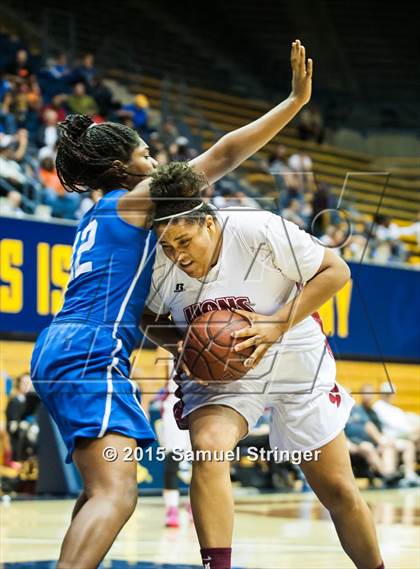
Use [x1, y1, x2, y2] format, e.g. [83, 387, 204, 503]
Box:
[290, 39, 313, 107]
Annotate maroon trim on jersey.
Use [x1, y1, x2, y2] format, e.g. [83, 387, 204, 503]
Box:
[328, 383, 342, 407]
[311, 310, 334, 358]
[295, 283, 334, 359]
[158, 387, 171, 418]
[173, 384, 189, 430]
[183, 296, 254, 324]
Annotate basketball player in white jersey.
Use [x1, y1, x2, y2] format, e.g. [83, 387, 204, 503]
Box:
[140, 163, 385, 569]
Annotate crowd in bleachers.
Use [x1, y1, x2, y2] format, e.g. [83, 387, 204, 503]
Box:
[345, 384, 419, 488]
[1, 371, 40, 480]
[261, 143, 419, 264]
[0, 31, 418, 266]
[3, 368, 417, 491]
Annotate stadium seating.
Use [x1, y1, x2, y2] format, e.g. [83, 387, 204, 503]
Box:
[1, 341, 418, 413]
[111, 69, 419, 250]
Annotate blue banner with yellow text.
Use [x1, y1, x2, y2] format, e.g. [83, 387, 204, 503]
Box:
[1, 217, 419, 361]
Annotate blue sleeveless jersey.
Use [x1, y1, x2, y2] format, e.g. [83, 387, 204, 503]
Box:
[55, 189, 157, 359]
[31, 189, 157, 462]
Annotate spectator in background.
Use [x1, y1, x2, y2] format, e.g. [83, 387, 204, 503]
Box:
[42, 93, 68, 122]
[47, 52, 71, 81]
[297, 104, 325, 144]
[320, 225, 336, 247]
[230, 190, 261, 209]
[373, 383, 419, 444]
[347, 233, 368, 261]
[201, 183, 216, 204]
[77, 189, 101, 219]
[168, 136, 196, 162]
[288, 147, 313, 191]
[39, 156, 80, 219]
[73, 53, 97, 86]
[5, 372, 38, 462]
[281, 198, 306, 227]
[373, 215, 406, 263]
[12, 77, 42, 138]
[0, 72, 12, 103]
[311, 182, 331, 236]
[367, 384, 419, 488]
[155, 148, 169, 165]
[0, 190, 24, 217]
[90, 76, 116, 117]
[266, 144, 300, 209]
[37, 108, 59, 152]
[345, 400, 398, 484]
[67, 82, 98, 116]
[6, 48, 32, 79]
[320, 225, 348, 256]
[120, 93, 149, 137]
[212, 186, 234, 208]
[0, 84, 16, 134]
[396, 212, 420, 246]
[159, 116, 179, 147]
[301, 192, 314, 228]
[0, 129, 29, 188]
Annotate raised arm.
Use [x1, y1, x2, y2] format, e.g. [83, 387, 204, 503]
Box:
[119, 39, 312, 226]
[190, 39, 312, 183]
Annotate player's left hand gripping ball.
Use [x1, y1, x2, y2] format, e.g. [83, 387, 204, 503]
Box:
[231, 309, 285, 369]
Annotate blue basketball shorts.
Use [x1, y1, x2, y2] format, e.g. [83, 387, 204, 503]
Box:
[31, 321, 156, 463]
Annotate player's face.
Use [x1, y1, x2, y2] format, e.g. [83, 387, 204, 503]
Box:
[157, 216, 221, 278]
[124, 143, 158, 188]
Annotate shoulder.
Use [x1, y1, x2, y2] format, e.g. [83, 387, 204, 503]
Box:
[92, 190, 152, 240]
[218, 207, 274, 244]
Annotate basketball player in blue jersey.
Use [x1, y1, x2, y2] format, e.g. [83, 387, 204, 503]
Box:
[31, 39, 313, 569]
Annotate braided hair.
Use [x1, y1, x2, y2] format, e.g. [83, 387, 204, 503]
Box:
[149, 162, 214, 225]
[56, 114, 143, 193]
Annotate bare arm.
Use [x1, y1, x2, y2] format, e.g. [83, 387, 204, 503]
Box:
[273, 249, 350, 331]
[119, 40, 312, 226]
[234, 249, 351, 367]
[365, 422, 386, 446]
[190, 40, 312, 182]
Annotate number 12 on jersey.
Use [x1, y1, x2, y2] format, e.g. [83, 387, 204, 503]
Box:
[70, 219, 98, 281]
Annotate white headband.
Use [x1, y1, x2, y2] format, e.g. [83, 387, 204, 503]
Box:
[154, 202, 205, 222]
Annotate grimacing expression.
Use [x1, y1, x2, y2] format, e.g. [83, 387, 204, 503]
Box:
[156, 216, 220, 279]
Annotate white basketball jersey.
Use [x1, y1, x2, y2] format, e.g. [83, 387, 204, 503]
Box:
[146, 208, 326, 353]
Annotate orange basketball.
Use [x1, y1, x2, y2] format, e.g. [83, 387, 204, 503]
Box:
[182, 310, 254, 382]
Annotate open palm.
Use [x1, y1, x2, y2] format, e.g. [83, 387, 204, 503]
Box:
[290, 39, 313, 106]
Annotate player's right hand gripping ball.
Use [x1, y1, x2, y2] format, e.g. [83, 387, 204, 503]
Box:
[182, 310, 254, 382]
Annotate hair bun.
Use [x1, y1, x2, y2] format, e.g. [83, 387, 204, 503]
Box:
[60, 114, 93, 139]
[150, 162, 205, 199]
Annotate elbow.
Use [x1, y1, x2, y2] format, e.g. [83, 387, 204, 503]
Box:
[217, 132, 237, 171]
[337, 258, 351, 289]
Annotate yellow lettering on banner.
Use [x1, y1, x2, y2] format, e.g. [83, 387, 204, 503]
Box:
[318, 297, 334, 336]
[319, 279, 353, 338]
[37, 243, 50, 315]
[336, 279, 352, 338]
[0, 239, 23, 313]
[51, 244, 72, 314]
